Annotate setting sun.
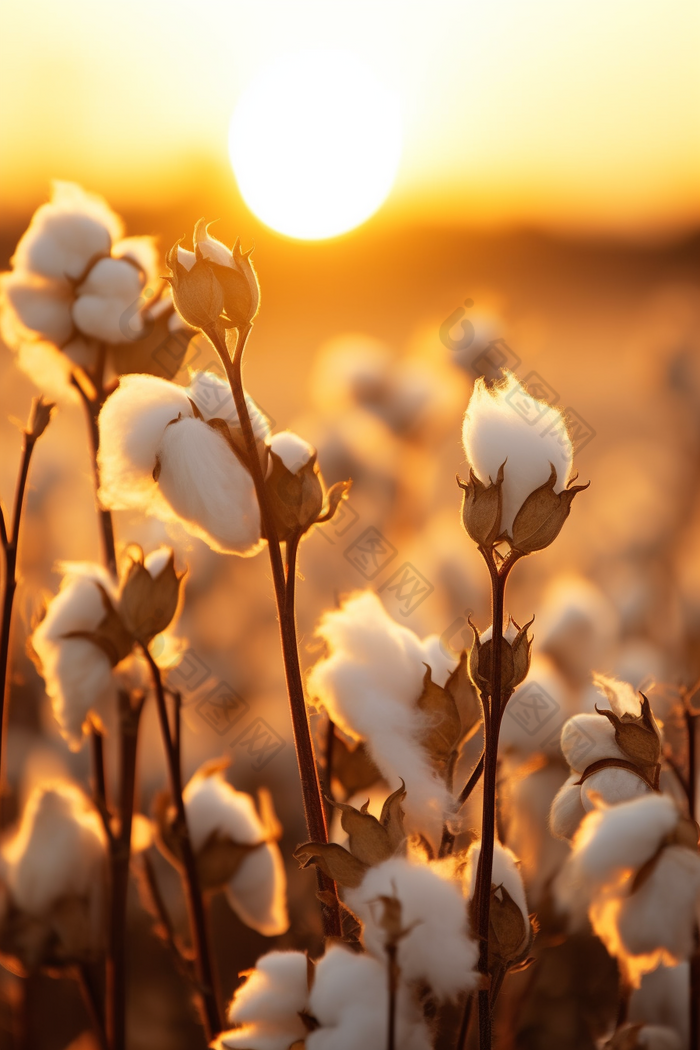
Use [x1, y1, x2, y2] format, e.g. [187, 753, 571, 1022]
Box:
[228, 50, 402, 240]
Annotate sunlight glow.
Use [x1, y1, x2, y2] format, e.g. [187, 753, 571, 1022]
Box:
[228, 50, 402, 240]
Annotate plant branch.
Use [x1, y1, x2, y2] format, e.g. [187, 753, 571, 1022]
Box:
[205, 322, 342, 940]
[76, 965, 109, 1050]
[140, 642, 222, 1038]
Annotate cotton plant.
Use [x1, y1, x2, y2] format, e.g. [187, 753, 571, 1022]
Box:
[0, 781, 108, 972]
[0, 181, 191, 400]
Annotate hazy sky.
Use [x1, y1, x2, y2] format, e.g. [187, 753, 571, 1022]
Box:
[2, 0, 699, 237]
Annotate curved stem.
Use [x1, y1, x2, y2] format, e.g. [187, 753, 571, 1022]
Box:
[458, 750, 486, 807]
[141, 643, 221, 1038]
[205, 323, 341, 940]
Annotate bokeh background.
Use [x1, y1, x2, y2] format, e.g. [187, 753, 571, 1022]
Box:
[1, 1, 699, 1047]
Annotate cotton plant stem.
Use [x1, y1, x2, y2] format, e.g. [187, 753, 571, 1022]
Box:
[685, 706, 697, 823]
[205, 322, 342, 940]
[386, 944, 397, 1050]
[439, 749, 487, 859]
[141, 644, 221, 1039]
[76, 965, 110, 1050]
[0, 426, 40, 809]
[456, 991, 474, 1050]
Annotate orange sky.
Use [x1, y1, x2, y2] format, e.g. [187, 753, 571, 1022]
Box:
[2, 0, 699, 239]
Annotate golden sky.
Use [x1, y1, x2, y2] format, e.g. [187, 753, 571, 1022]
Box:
[2, 0, 699, 238]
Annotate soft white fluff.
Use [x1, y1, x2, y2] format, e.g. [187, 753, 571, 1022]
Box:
[636, 1027, 683, 1050]
[98, 373, 193, 509]
[553, 794, 681, 928]
[73, 256, 145, 343]
[346, 857, 478, 1000]
[2, 271, 74, 345]
[183, 770, 288, 936]
[186, 371, 270, 439]
[549, 775, 587, 840]
[2, 782, 107, 919]
[222, 950, 308, 1050]
[11, 181, 122, 282]
[156, 417, 261, 554]
[538, 575, 618, 685]
[112, 235, 159, 285]
[498, 654, 572, 758]
[560, 714, 626, 773]
[269, 431, 314, 472]
[465, 840, 529, 951]
[462, 373, 573, 535]
[594, 673, 656, 722]
[307, 591, 457, 844]
[630, 964, 689, 1047]
[307, 945, 432, 1050]
[31, 564, 118, 749]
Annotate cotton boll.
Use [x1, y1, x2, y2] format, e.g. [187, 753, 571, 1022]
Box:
[2, 271, 74, 345]
[112, 236, 159, 286]
[462, 373, 573, 536]
[560, 714, 626, 773]
[594, 673, 646, 720]
[307, 945, 432, 1050]
[307, 592, 457, 843]
[98, 373, 193, 510]
[538, 576, 618, 685]
[156, 417, 262, 555]
[346, 857, 478, 1000]
[73, 257, 146, 343]
[580, 768, 651, 812]
[269, 431, 313, 472]
[221, 950, 308, 1050]
[11, 182, 122, 281]
[225, 842, 289, 937]
[183, 769, 269, 852]
[31, 567, 118, 750]
[499, 655, 572, 758]
[465, 840, 530, 951]
[186, 371, 270, 440]
[630, 964, 689, 1048]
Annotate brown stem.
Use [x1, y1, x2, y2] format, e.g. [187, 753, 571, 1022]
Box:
[387, 944, 397, 1050]
[685, 706, 697, 823]
[456, 991, 474, 1050]
[205, 323, 341, 940]
[473, 550, 518, 1050]
[76, 965, 110, 1050]
[0, 427, 39, 812]
[322, 714, 336, 829]
[439, 750, 486, 859]
[140, 851, 193, 979]
[141, 643, 222, 1038]
[691, 931, 700, 1050]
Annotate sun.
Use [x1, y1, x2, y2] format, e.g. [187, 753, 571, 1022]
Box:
[229, 50, 402, 241]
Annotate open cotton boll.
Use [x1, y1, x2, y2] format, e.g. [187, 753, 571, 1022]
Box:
[499, 654, 572, 758]
[269, 430, 314, 472]
[594, 673, 657, 723]
[186, 371, 270, 440]
[462, 373, 573, 536]
[560, 714, 627, 773]
[550, 774, 588, 840]
[502, 758, 571, 905]
[156, 417, 262, 555]
[465, 840, 530, 946]
[538, 575, 618, 684]
[2, 782, 107, 917]
[307, 945, 432, 1050]
[580, 767, 651, 812]
[31, 566, 118, 750]
[630, 964, 689, 1047]
[98, 373, 193, 509]
[220, 950, 308, 1050]
[112, 236, 159, 286]
[11, 182, 122, 282]
[307, 591, 457, 843]
[553, 795, 681, 926]
[346, 857, 478, 1000]
[73, 256, 146, 343]
[183, 769, 288, 936]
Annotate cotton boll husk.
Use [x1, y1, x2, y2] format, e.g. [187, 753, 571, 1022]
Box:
[73, 257, 146, 343]
[307, 591, 457, 843]
[31, 567, 118, 750]
[553, 794, 681, 927]
[186, 371, 270, 440]
[550, 774, 588, 840]
[465, 840, 529, 939]
[594, 673, 647, 720]
[630, 964, 689, 1048]
[346, 857, 478, 1000]
[156, 417, 262, 555]
[499, 655, 573, 758]
[461, 373, 573, 536]
[183, 770, 288, 936]
[222, 949, 308, 1050]
[3, 782, 107, 921]
[2, 270, 74, 345]
[11, 182, 122, 281]
[538, 576, 618, 685]
[269, 431, 313, 472]
[97, 373, 193, 509]
[307, 945, 432, 1050]
[580, 768, 651, 812]
[560, 714, 627, 773]
[609, 846, 700, 969]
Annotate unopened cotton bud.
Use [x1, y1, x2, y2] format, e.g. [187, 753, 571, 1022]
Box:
[462, 373, 581, 540]
[307, 944, 433, 1050]
[346, 856, 479, 1000]
[10, 181, 122, 282]
[72, 256, 145, 343]
[0, 782, 108, 970]
[468, 616, 532, 698]
[219, 950, 309, 1050]
[26, 396, 55, 439]
[193, 220, 260, 329]
[465, 840, 532, 969]
[172, 765, 288, 936]
[117, 546, 183, 644]
[458, 463, 504, 546]
[265, 431, 324, 541]
[31, 565, 125, 749]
